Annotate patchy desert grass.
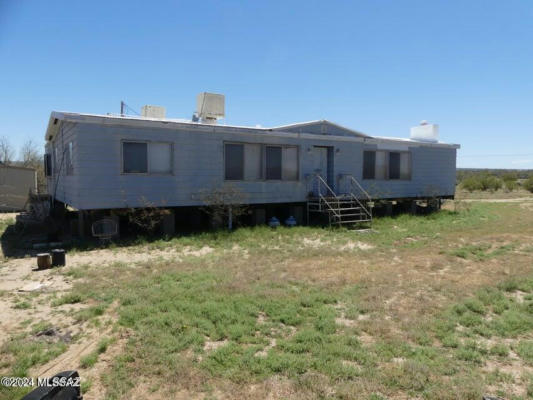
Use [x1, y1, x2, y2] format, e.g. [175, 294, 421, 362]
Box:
[0, 201, 532, 399]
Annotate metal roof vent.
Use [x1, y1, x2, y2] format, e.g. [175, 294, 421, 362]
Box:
[195, 92, 225, 124]
[410, 120, 439, 142]
[141, 105, 166, 119]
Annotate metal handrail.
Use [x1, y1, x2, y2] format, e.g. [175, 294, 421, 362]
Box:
[348, 192, 372, 219]
[348, 176, 372, 219]
[315, 173, 337, 198]
[314, 174, 341, 220]
[348, 175, 371, 200]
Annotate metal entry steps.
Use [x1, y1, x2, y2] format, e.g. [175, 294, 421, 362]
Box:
[307, 174, 373, 227]
[307, 196, 372, 226]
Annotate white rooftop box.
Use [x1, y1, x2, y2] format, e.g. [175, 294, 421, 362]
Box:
[141, 105, 166, 119]
[196, 92, 225, 122]
[410, 121, 439, 142]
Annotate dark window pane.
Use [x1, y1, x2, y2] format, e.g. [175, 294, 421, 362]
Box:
[266, 146, 282, 180]
[225, 144, 244, 180]
[44, 154, 52, 177]
[123, 142, 148, 173]
[363, 151, 376, 179]
[389, 152, 400, 179]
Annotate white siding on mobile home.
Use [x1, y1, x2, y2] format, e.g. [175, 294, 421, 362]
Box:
[45, 113, 459, 211]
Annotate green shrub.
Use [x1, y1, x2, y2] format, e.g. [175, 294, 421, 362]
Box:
[524, 176, 533, 193]
[461, 177, 483, 192]
[461, 174, 502, 192]
[504, 179, 519, 192]
[480, 175, 502, 191]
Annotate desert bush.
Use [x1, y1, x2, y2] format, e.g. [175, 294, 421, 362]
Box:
[461, 174, 502, 192]
[461, 177, 483, 192]
[501, 173, 519, 192]
[524, 176, 533, 193]
[504, 179, 519, 192]
[128, 197, 170, 233]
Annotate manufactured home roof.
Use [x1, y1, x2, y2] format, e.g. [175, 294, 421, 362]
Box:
[271, 120, 370, 138]
[45, 111, 460, 149]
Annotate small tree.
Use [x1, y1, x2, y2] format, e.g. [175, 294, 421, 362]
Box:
[196, 183, 248, 229]
[20, 139, 45, 191]
[20, 139, 41, 166]
[0, 136, 14, 165]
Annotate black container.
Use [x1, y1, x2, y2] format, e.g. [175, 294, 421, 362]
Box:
[22, 370, 81, 400]
[51, 249, 66, 267]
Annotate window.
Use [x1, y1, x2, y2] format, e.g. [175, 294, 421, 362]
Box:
[376, 151, 387, 179]
[266, 146, 282, 180]
[123, 142, 148, 173]
[363, 151, 375, 179]
[244, 144, 261, 180]
[65, 142, 73, 175]
[363, 150, 411, 180]
[122, 141, 173, 174]
[44, 154, 52, 177]
[282, 146, 298, 180]
[150, 142, 172, 174]
[224, 142, 299, 181]
[225, 143, 244, 180]
[389, 152, 400, 179]
[400, 152, 411, 179]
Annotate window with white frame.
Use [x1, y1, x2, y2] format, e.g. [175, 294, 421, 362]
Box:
[224, 142, 298, 181]
[122, 141, 173, 174]
[363, 150, 411, 180]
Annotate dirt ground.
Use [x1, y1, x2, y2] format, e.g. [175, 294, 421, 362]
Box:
[0, 229, 223, 399]
[1, 197, 533, 399]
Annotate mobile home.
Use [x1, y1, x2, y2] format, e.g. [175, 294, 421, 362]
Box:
[44, 94, 459, 231]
